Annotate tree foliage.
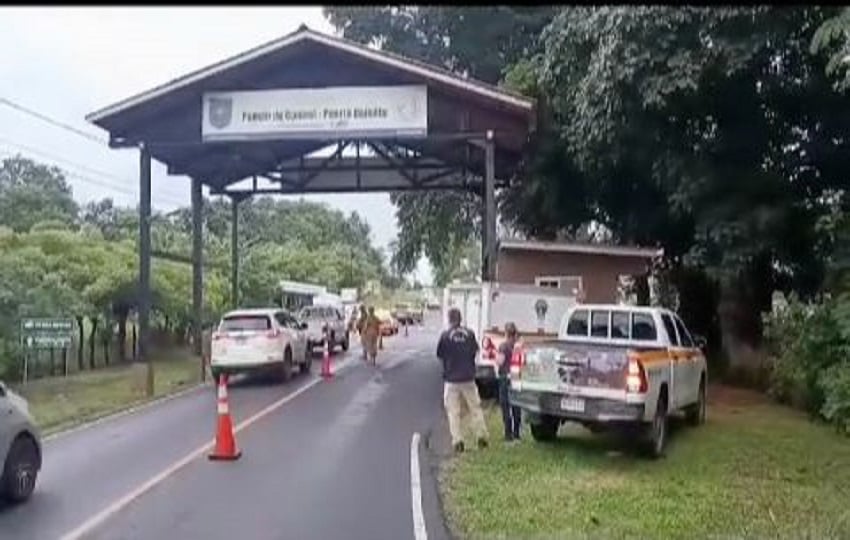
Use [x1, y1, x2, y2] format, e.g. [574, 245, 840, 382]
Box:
[0, 158, 388, 380]
[0, 155, 78, 232]
[324, 7, 555, 284]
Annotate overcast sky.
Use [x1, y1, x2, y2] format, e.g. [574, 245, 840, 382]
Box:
[0, 6, 433, 283]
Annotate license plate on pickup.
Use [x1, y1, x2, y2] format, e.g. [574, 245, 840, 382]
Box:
[560, 397, 585, 413]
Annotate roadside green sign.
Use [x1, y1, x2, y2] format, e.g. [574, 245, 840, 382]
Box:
[20, 318, 75, 349]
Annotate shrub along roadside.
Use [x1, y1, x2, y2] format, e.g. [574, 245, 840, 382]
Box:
[763, 295, 850, 434]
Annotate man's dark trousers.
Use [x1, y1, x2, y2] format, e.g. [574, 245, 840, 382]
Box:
[498, 376, 521, 440]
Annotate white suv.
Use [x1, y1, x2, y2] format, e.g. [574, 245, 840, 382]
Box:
[210, 308, 310, 383]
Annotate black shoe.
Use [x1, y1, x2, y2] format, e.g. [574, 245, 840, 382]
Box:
[477, 438, 489, 449]
[453, 441, 465, 454]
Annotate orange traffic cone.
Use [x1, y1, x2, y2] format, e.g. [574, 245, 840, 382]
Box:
[209, 374, 241, 461]
[321, 336, 333, 379]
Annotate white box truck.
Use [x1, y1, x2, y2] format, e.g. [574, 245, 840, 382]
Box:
[442, 281, 579, 396]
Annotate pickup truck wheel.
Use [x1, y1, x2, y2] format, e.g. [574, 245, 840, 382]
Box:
[299, 350, 312, 374]
[685, 377, 707, 426]
[1, 435, 39, 503]
[644, 395, 668, 459]
[279, 349, 293, 383]
[342, 332, 350, 352]
[530, 415, 559, 442]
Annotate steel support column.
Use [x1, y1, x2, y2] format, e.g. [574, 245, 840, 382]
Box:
[483, 130, 497, 282]
[230, 196, 240, 308]
[138, 144, 153, 395]
[191, 177, 203, 356]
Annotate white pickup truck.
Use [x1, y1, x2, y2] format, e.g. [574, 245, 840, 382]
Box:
[297, 304, 350, 352]
[509, 304, 707, 458]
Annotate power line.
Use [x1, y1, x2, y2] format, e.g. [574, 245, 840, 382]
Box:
[0, 136, 187, 203]
[0, 137, 185, 205]
[0, 96, 108, 145]
[0, 150, 187, 207]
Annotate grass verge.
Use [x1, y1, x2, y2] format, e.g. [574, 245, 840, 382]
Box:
[14, 349, 205, 436]
[441, 386, 850, 540]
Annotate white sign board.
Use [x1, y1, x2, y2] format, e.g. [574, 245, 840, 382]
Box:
[202, 85, 428, 141]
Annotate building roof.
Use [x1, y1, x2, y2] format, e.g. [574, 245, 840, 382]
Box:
[498, 239, 664, 259]
[87, 26, 533, 124]
[85, 26, 536, 191]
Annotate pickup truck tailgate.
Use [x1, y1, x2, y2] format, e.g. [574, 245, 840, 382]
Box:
[521, 342, 631, 391]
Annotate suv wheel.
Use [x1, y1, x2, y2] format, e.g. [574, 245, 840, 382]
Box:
[1, 436, 39, 503]
[279, 349, 293, 383]
[685, 377, 707, 426]
[530, 415, 559, 442]
[342, 331, 350, 352]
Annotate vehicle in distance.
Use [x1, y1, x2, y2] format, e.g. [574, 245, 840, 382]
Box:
[0, 380, 42, 503]
[392, 304, 414, 325]
[509, 305, 707, 458]
[210, 308, 310, 383]
[298, 305, 350, 352]
[375, 308, 399, 336]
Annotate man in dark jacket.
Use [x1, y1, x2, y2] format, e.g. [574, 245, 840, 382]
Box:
[437, 308, 489, 453]
[497, 322, 522, 441]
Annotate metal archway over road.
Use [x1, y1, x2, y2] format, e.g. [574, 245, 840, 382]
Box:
[86, 25, 536, 362]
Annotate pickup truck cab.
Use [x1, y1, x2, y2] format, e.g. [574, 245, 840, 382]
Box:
[298, 305, 350, 352]
[509, 304, 707, 458]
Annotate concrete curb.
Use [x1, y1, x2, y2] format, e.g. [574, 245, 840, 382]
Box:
[43, 381, 211, 443]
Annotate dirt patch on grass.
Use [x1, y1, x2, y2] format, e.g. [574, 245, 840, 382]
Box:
[709, 383, 772, 407]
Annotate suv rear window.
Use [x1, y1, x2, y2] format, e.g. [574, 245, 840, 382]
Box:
[220, 315, 271, 332]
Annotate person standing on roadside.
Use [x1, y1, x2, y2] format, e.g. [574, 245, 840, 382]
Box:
[356, 305, 369, 362]
[363, 306, 381, 366]
[437, 308, 489, 453]
[497, 322, 522, 442]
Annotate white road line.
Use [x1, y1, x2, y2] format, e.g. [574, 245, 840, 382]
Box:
[410, 432, 429, 540]
[58, 361, 354, 540]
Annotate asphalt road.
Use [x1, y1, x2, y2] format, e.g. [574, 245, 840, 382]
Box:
[0, 316, 452, 540]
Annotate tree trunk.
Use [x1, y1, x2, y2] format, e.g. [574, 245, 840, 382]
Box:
[49, 348, 55, 377]
[89, 318, 98, 370]
[102, 341, 110, 366]
[62, 348, 68, 376]
[117, 311, 128, 363]
[76, 315, 85, 371]
[132, 324, 138, 361]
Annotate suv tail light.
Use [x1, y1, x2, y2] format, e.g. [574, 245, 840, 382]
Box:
[481, 336, 497, 360]
[626, 354, 648, 393]
[509, 343, 525, 379]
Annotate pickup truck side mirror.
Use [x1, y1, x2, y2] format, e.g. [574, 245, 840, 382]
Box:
[694, 334, 708, 350]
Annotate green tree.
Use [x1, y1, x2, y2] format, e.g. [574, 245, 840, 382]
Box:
[324, 7, 555, 280]
[0, 155, 78, 232]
